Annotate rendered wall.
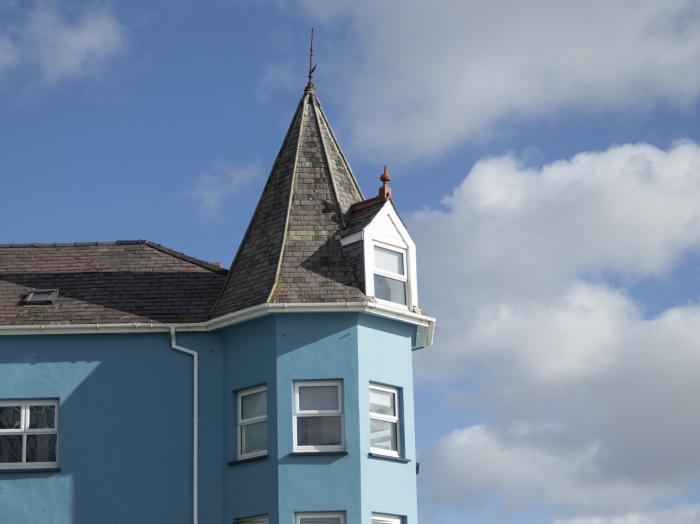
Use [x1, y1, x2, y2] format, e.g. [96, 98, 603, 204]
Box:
[221, 316, 279, 523]
[358, 315, 418, 523]
[0, 332, 225, 524]
[275, 313, 363, 524]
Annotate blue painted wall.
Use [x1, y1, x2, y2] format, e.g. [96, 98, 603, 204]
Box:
[0, 312, 421, 524]
[221, 316, 279, 523]
[358, 315, 418, 524]
[275, 313, 363, 524]
[0, 332, 224, 524]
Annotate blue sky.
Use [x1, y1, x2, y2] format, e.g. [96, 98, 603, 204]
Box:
[2, 1, 700, 523]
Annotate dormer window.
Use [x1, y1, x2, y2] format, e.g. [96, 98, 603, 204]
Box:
[21, 290, 58, 305]
[373, 245, 407, 305]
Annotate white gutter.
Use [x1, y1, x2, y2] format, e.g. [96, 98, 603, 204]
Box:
[0, 301, 435, 346]
[170, 327, 198, 524]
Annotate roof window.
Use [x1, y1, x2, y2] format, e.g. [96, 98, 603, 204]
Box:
[22, 290, 59, 305]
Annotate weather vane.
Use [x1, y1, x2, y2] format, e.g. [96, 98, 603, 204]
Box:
[308, 28, 316, 84]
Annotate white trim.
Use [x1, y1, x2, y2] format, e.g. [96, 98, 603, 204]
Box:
[372, 243, 408, 307]
[361, 201, 419, 310]
[237, 385, 268, 459]
[293, 380, 345, 453]
[369, 384, 400, 458]
[0, 399, 58, 470]
[0, 302, 435, 348]
[235, 515, 269, 524]
[295, 512, 346, 524]
[372, 514, 402, 524]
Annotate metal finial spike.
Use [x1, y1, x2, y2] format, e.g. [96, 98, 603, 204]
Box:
[307, 28, 316, 84]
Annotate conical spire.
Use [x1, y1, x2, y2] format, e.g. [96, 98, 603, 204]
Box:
[210, 84, 366, 318]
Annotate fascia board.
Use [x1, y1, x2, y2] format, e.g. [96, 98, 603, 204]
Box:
[0, 301, 436, 346]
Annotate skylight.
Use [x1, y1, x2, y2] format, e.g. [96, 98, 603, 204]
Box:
[22, 289, 59, 305]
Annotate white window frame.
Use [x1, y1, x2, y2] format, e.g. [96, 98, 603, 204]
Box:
[371, 242, 408, 308]
[237, 385, 268, 459]
[235, 515, 269, 524]
[369, 384, 401, 458]
[293, 380, 345, 453]
[0, 399, 58, 470]
[372, 514, 402, 524]
[295, 512, 346, 524]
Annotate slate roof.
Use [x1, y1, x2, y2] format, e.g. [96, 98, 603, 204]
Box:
[0, 241, 226, 325]
[342, 200, 387, 237]
[0, 82, 393, 326]
[210, 82, 370, 317]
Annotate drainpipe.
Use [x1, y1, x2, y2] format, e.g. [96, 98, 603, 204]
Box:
[170, 327, 198, 524]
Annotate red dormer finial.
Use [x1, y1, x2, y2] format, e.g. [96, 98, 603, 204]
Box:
[379, 165, 392, 201]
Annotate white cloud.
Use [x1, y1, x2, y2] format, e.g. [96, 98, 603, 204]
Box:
[27, 3, 124, 84]
[412, 141, 700, 378]
[190, 161, 262, 219]
[0, 2, 124, 85]
[298, 0, 700, 159]
[554, 505, 700, 524]
[410, 142, 700, 515]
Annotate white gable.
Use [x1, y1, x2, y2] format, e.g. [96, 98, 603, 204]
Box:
[365, 201, 413, 250]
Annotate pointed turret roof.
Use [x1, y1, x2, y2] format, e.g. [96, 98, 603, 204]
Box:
[210, 82, 368, 318]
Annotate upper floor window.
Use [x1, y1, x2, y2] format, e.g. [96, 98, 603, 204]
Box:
[294, 381, 344, 452]
[369, 385, 400, 457]
[296, 512, 345, 524]
[237, 385, 267, 459]
[0, 399, 58, 469]
[235, 515, 269, 524]
[373, 245, 407, 306]
[372, 514, 402, 524]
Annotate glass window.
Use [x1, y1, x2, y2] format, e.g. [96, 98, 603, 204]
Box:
[369, 385, 400, 457]
[294, 381, 344, 452]
[0, 400, 58, 469]
[235, 515, 269, 524]
[374, 246, 404, 275]
[295, 513, 345, 524]
[372, 514, 402, 524]
[22, 290, 58, 305]
[237, 386, 267, 459]
[373, 245, 407, 306]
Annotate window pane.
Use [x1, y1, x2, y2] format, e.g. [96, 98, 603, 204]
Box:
[299, 518, 342, 524]
[0, 435, 22, 463]
[26, 434, 57, 463]
[298, 385, 339, 411]
[241, 391, 266, 421]
[29, 405, 56, 429]
[374, 246, 404, 275]
[369, 389, 396, 416]
[30, 292, 53, 302]
[241, 421, 267, 455]
[0, 406, 21, 429]
[374, 274, 406, 305]
[297, 416, 342, 447]
[370, 419, 397, 451]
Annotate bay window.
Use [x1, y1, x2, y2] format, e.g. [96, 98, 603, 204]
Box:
[294, 381, 344, 452]
[369, 384, 400, 457]
[295, 512, 345, 524]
